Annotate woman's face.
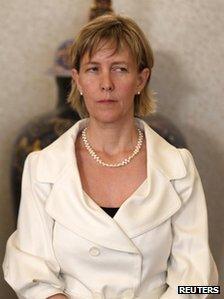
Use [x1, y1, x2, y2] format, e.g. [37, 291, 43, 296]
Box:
[72, 43, 149, 124]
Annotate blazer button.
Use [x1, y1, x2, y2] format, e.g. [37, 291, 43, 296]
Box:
[122, 288, 135, 299]
[89, 246, 100, 256]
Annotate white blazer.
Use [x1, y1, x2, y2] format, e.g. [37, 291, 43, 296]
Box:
[3, 118, 218, 299]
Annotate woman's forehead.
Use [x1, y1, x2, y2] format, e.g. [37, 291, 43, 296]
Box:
[81, 42, 134, 64]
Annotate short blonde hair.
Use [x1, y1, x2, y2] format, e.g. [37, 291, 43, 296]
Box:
[68, 14, 156, 118]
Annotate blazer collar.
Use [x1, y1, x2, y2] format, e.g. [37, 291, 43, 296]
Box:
[36, 117, 186, 183]
[35, 118, 186, 253]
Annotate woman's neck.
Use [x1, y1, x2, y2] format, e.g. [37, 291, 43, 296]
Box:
[86, 117, 139, 156]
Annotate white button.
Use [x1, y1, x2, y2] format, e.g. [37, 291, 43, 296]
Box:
[89, 246, 100, 256]
[122, 288, 135, 299]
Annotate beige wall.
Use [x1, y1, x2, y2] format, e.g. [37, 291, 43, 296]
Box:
[0, 1, 223, 298]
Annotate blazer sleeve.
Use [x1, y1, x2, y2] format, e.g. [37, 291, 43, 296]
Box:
[2, 152, 67, 299]
[160, 148, 218, 299]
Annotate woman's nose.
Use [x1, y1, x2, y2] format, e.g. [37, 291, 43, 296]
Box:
[100, 72, 114, 92]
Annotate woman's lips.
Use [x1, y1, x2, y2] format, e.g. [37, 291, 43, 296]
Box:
[97, 99, 117, 103]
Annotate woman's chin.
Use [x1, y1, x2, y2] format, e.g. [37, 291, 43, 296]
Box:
[89, 111, 130, 124]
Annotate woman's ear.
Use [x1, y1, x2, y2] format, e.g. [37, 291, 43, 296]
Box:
[71, 69, 82, 93]
[137, 68, 150, 92]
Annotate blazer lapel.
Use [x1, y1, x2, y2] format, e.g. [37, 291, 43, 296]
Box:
[114, 165, 182, 238]
[114, 119, 185, 238]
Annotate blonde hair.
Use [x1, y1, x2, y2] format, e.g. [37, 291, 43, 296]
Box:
[68, 14, 156, 118]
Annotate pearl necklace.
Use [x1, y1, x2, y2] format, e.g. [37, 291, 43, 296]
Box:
[81, 127, 144, 167]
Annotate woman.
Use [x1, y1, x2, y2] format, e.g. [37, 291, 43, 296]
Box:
[3, 14, 218, 299]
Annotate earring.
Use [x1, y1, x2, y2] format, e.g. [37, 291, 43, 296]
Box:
[80, 91, 83, 96]
[137, 91, 141, 95]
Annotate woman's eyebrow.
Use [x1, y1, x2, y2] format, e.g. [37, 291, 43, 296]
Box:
[83, 61, 100, 66]
[111, 61, 129, 65]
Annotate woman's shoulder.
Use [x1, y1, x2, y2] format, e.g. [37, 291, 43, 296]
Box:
[138, 118, 199, 187]
[23, 121, 82, 184]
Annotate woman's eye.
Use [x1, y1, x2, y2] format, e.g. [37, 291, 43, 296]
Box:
[86, 67, 98, 72]
[113, 67, 128, 72]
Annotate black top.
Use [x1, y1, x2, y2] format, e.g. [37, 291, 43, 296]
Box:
[101, 207, 119, 218]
